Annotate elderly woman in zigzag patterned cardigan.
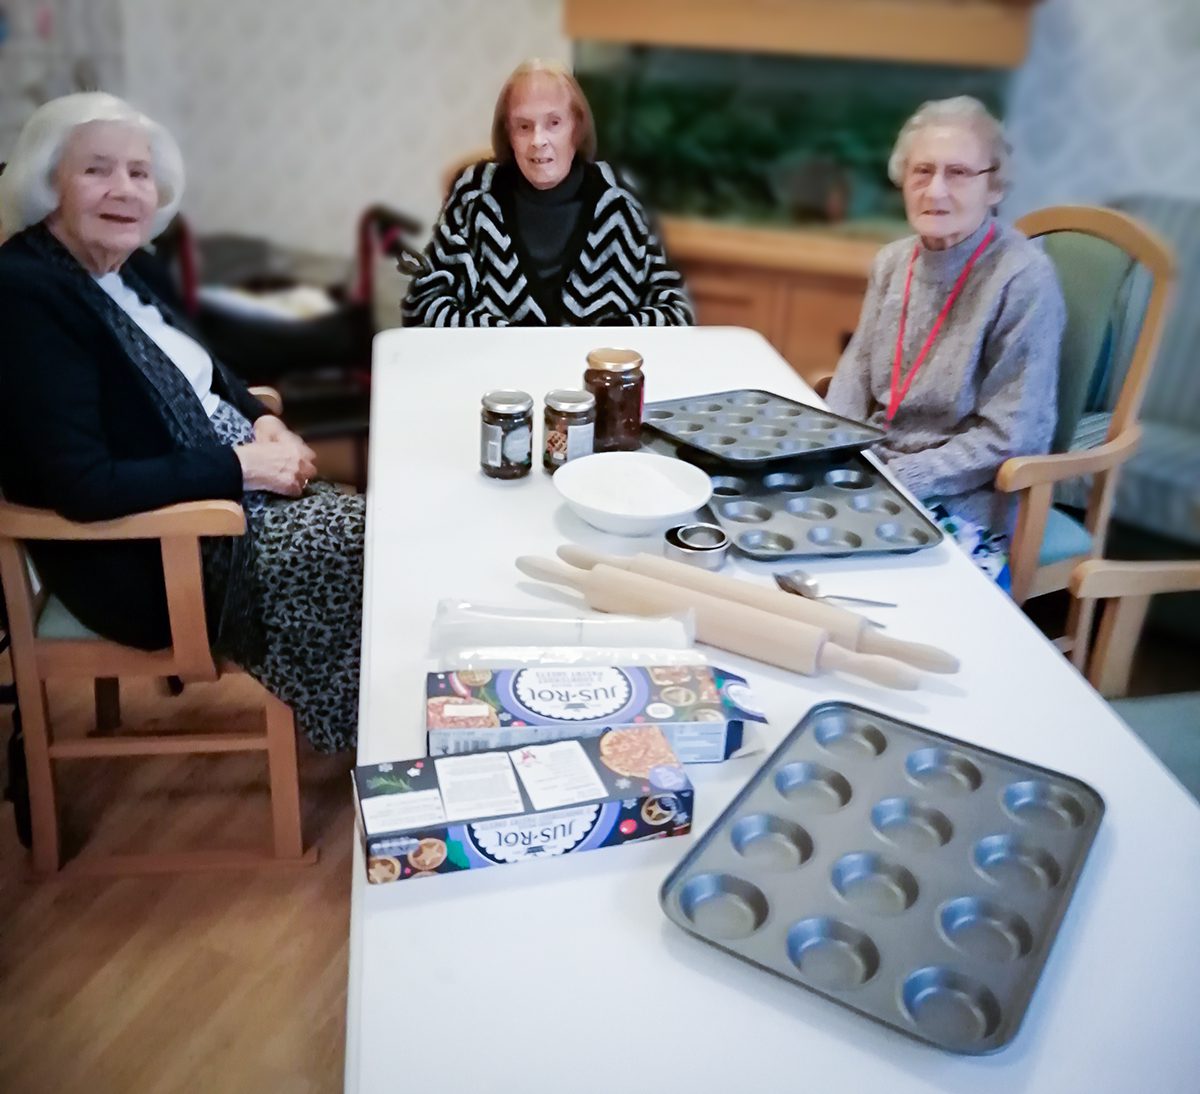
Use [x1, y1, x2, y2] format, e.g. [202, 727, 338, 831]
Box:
[403, 60, 694, 328]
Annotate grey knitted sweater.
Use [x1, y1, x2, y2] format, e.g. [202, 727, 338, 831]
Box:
[826, 218, 1065, 533]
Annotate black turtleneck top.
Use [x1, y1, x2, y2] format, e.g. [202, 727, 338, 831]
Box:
[511, 157, 587, 284]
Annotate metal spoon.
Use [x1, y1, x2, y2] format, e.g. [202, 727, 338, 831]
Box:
[773, 569, 897, 609]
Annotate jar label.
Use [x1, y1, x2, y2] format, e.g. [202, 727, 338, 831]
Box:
[545, 428, 568, 466]
[503, 424, 531, 465]
[566, 421, 595, 460]
[481, 423, 503, 467]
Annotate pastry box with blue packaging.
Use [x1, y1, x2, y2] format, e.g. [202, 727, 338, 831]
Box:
[355, 726, 694, 884]
[425, 664, 764, 762]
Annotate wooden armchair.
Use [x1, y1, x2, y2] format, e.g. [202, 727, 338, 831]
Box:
[1000, 206, 1176, 664]
[1070, 560, 1200, 698]
[0, 388, 317, 875]
[1070, 559, 1200, 801]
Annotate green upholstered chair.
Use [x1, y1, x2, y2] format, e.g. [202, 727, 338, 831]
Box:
[999, 206, 1175, 666]
[1057, 195, 1200, 552]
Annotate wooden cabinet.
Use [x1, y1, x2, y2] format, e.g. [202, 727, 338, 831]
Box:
[566, 0, 1041, 68]
[683, 267, 782, 335]
[661, 217, 886, 384]
[776, 275, 871, 379]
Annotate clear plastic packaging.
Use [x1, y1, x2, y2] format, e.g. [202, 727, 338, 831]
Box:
[431, 599, 695, 654]
[439, 644, 708, 670]
[430, 600, 698, 670]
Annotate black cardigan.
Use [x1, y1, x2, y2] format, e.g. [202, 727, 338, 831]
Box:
[0, 229, 265, 649]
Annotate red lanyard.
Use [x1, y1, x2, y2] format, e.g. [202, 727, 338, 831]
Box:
[887, 224, 995, 423]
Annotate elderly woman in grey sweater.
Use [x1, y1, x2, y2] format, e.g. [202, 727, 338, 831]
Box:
[826, 96, 1064, 583]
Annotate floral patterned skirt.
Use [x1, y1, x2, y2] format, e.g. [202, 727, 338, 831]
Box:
[925, 501, 1012, 592]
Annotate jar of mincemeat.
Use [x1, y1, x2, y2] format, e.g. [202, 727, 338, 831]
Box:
[583, 347, 644, 452]
[480, 390, 533, 479]
[542, 389, 596, 473]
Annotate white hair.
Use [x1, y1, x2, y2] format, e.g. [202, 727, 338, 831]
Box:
[0, 92, 184, 237]
[887, 95, 1011, 193]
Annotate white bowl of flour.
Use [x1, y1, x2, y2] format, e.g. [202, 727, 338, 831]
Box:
[553, 452, 713, 537]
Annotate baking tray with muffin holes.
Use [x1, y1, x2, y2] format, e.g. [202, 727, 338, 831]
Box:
[704, 454, 944, 559]
[643, 389, 886, 466]
[637, 431, 942, 560]
[659, 702, 1104, 1054]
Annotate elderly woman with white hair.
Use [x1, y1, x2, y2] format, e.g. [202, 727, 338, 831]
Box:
[826, 96, 1065, 585]
[0, 93, 364, 752]
[403, 59, 693, 327]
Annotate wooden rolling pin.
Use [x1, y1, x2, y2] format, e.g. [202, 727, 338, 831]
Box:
[516, 556, 920, 691]
[557, 545, 959, 675]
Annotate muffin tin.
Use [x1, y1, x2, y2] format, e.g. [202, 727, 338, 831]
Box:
[637, 430, 941, 560]
[643, 389, 886, 466]
[704, 455, 943, 559]
[659, 703, 1104, 1054]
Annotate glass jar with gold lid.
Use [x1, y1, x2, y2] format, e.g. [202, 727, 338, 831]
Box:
[583, 347, 644, 452]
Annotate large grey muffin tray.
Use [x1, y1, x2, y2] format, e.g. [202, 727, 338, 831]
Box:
[659, 703, 1105, 1054]
[705, 455, 944, 559]
[637, 431, 942, 560]
[643, 389, 885, 465]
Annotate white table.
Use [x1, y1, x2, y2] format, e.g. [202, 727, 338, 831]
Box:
[347, 327, 1200, 1093]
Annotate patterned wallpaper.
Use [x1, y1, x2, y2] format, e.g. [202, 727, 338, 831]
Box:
[0, 0, 125, 157]
[121, 0, 569, 255]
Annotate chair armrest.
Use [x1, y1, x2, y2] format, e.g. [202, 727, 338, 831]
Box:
[1070, 559, 1200, 600]
[0, 498, 243, 683]
[249, 385, 283, 416]
[995, 426, 1141, 493]
[1070, 557, 1200, 697]
[0, 499, 245, 542]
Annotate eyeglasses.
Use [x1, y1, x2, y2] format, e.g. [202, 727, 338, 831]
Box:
[905, 163, 997, 189]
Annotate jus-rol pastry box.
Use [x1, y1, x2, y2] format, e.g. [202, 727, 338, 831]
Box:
[425, 664, 764, 762]
[354, 726, 694, 885]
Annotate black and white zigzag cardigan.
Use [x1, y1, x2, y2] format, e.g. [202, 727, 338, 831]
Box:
[402, 160, 694, 328]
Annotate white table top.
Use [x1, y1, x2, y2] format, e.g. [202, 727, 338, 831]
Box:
[347, 327, 1200, 1094]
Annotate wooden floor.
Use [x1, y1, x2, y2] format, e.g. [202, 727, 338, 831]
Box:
[1, 599, 1196, 1094]
[0, 671, 355, 1094]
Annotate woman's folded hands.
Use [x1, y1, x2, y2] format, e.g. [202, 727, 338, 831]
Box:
[236, 415, 317, 496]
